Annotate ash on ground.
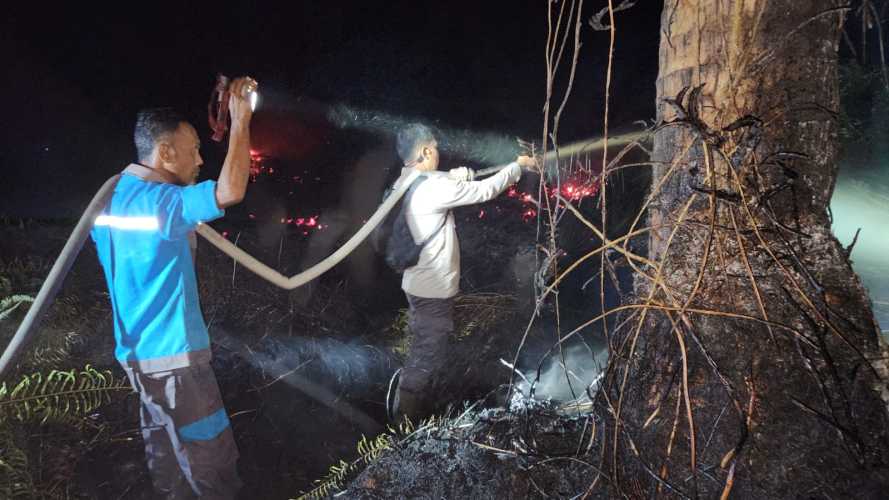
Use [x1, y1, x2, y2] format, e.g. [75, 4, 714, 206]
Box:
[341, 398, 608, 500]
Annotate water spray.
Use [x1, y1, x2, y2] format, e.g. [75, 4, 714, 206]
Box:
[325, 102, 647, 172]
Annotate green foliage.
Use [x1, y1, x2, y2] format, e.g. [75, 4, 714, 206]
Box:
[0, 365, 129, 426]
[296, 416, 423, 499]
[297, 434, 395, 499]
[386, 308, 411, 357]
[0, 231, 123, 497]
[0, 365, 128, 499]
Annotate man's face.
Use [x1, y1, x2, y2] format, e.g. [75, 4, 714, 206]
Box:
[160, 122, 203, 185]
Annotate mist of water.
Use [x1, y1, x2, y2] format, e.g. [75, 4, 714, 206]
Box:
[212, 328, 397, 433]
[511, 343, 609, 404]
[326, 103, 523, 165]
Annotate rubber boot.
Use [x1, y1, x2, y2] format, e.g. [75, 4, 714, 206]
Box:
[393, 387, 426, 423]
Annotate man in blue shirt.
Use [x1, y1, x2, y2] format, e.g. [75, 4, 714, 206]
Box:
[91, 76, 256, 498]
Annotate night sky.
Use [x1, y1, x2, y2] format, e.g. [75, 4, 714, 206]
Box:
[0, 1, 662, 218]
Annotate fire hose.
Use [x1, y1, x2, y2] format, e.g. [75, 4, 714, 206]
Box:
[0, 130, 644, 379]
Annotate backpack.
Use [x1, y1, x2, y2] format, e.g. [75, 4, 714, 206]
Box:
[371, 176, 447, 273]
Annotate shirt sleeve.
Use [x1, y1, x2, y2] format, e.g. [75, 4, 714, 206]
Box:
[157, 181, 225, 240]
[417, 163, 521, 211]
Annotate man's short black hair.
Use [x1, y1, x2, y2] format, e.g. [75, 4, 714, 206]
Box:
[396, 123, 435, 164]
[134, 108, 187, 162]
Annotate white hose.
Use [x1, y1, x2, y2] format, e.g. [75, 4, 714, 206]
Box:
[196, 168, 421, 289]
[1, 132, 646, 378]
[474, 130, 647, 178]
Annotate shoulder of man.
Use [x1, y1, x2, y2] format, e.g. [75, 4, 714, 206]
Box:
[414, 171, 457, 189]
[114, 175, 175, 205]
[408, 172, 453, 196]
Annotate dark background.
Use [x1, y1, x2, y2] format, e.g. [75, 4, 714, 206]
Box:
[0, 1, 662, 218]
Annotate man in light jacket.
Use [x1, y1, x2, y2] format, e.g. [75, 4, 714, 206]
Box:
[391, 123, 536, 420]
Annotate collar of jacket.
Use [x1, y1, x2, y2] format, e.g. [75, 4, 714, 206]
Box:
[122, 163, 181, 185]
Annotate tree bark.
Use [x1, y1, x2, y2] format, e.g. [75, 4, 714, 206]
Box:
[604, 1, 889, 497]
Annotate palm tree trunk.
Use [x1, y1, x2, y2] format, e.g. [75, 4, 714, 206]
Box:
[605, 1, 889, 497]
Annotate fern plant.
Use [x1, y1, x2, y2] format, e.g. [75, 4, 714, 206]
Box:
[297, 416, 438, 499]
[0, 295, 34, 322]
[0, 365, 129, 426]
[0, 366, 129, 498]
[1, 292, 92, 372]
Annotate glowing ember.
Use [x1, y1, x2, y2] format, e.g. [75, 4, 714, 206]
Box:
[557, 181, 599, 201]
[502, 176, 600, 222]
[522, 208, 537, 221]
[238, 152, 600, 240]
[273, 214, 326, 231]
[248, 151, 270, 181]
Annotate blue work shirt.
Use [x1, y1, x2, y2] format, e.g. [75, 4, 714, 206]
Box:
[91, 172, 224, 372]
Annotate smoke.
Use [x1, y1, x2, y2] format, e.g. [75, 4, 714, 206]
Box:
[512, 342, 609, 404]
[212, 329, 397, 433]
[241, 335, 397, 392]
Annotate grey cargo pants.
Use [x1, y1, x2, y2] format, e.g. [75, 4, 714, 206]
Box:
[396, 293, 455, 420]
[121, 363, 242, 499]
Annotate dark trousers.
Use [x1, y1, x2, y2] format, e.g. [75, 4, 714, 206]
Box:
[397, 293, 455, 419]
[121, 363, 242, 499]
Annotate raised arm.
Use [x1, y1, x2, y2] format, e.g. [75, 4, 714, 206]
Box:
[425, 155, 535, 210]
[215, 77, 257, 208]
